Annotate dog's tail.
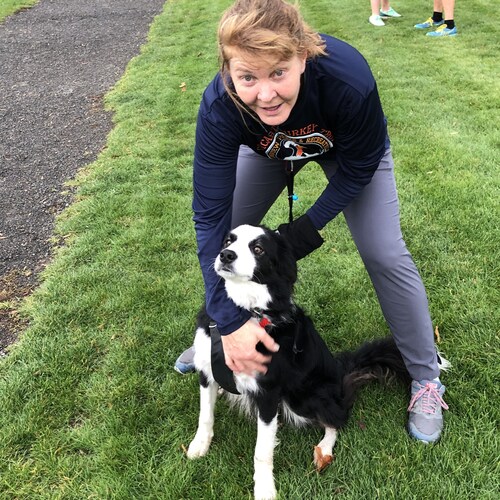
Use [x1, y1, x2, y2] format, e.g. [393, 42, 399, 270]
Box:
[340, 337, 411, 409]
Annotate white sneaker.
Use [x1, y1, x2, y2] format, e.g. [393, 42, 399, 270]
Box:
[380, 7, 402, 18]
[369, 15, 385, 27]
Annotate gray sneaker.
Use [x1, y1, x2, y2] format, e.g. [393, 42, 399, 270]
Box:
[174, 345, 196, 374]
[407, 380, 448, 443]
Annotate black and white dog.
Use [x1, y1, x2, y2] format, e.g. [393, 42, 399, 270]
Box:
[187, 224, 411, 500]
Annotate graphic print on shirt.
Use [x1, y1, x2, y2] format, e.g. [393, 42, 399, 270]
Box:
[261, 127, 334, 161]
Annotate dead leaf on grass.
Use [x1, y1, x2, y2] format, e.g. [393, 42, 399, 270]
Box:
[434, 325, 441, 343]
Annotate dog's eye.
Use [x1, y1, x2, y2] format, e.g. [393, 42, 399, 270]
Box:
[253, 245, 264, 255]
[223, 237, 232, 248]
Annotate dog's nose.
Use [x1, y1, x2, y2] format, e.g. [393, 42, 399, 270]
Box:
[220, 249, 237, 264]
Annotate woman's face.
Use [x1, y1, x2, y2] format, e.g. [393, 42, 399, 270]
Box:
[228, 48, 307, 126]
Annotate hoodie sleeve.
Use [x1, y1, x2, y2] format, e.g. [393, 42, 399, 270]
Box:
[192, 90, 252, 335]
[307, 72, 388, 229]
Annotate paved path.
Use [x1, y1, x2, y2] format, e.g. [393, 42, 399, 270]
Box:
[0, 0, 166, 349]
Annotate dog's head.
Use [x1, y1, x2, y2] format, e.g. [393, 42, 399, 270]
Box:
[214, 224, 297, 311]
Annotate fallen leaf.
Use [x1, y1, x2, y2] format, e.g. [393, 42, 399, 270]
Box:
[179, 82, 187, 92]
[434, 325, 441, 343]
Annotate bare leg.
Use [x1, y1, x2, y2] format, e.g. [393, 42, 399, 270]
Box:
[433, 0, 444, 13]
[441, 0, 455, 19]
[314, 427, 338, 472]
[370, 0, 381, 16]
[187, 380, 219, 458]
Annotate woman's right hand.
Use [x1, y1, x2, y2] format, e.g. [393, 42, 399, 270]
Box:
[221, 318, 280, 375]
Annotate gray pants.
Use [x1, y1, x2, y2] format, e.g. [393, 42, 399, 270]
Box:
[232, 146, 439, 381]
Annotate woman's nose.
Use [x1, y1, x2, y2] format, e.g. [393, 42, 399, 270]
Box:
[257, 81, 277, 102]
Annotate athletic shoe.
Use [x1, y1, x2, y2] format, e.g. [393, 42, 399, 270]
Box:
[174, 345, 196, 374]
[414, 17, 444, 29]
[369, 15, 385, 27]
[426, 25, 457, 37]
[380, 7, 401, 18]
[408, 380, 449, 443]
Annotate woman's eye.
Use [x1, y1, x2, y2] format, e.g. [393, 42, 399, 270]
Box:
[253, 245, 264, 255]
[242, 74, 254, 82]
[274, 69, 284, 77]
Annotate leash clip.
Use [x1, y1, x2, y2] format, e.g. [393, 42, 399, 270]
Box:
[251, 308, 272, 329]
[259, 317, 271, 328]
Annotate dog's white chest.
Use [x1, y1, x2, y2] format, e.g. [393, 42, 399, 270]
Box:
[225, 280, 271, 311]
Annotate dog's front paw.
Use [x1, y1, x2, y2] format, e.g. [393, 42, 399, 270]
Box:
[186, 432, 213, 459]
[313, 446, 333, 472]
[254, 479, 277, 500]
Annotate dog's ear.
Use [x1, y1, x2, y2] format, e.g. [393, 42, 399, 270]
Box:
[274, 231, 297, 285]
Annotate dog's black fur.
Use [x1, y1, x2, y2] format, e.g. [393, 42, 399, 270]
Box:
[196, 305, 410, 427]
[187, 224, 411, 498]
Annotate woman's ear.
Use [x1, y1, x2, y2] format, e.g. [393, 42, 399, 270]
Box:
[299, 52, 308, 73]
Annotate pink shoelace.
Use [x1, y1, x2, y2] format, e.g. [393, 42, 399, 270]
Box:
[407, 382, 449, 414]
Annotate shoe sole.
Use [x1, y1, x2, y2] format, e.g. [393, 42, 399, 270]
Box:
[415, 22, 444, 29]
[174, 365, 196, 374]
[407, 423, 441, 443]
[426, 33, 457, 37]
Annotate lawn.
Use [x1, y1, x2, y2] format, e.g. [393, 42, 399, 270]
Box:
[1, 0, 499, 498]
[0, 0, 38, 21]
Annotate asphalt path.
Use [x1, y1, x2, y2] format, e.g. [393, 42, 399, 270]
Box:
[0, 0, 166, 352]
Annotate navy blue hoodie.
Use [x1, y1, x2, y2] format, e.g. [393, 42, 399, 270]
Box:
[193, 34, 389, 334]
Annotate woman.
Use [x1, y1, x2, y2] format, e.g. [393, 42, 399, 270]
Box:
[176, 0, 448, 443]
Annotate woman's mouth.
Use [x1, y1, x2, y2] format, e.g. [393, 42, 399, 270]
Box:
[260, 103, 282, 114]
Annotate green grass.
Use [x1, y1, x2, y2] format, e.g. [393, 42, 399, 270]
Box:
[0, 0, 38, 21]
[1, 0, 499, 498]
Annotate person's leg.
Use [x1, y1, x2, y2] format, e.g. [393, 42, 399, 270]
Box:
[442, 0, 454, 20]
[440, 0, 455, 28]
[230, 146, 290, 228]
[426, 0, 457, 35]
[319, 150, 448, 442]
[369, 0, 385, 26]
[371, 0, 381, 17]
[414, 0, 444, 29]
[340, 150, 439, 380]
